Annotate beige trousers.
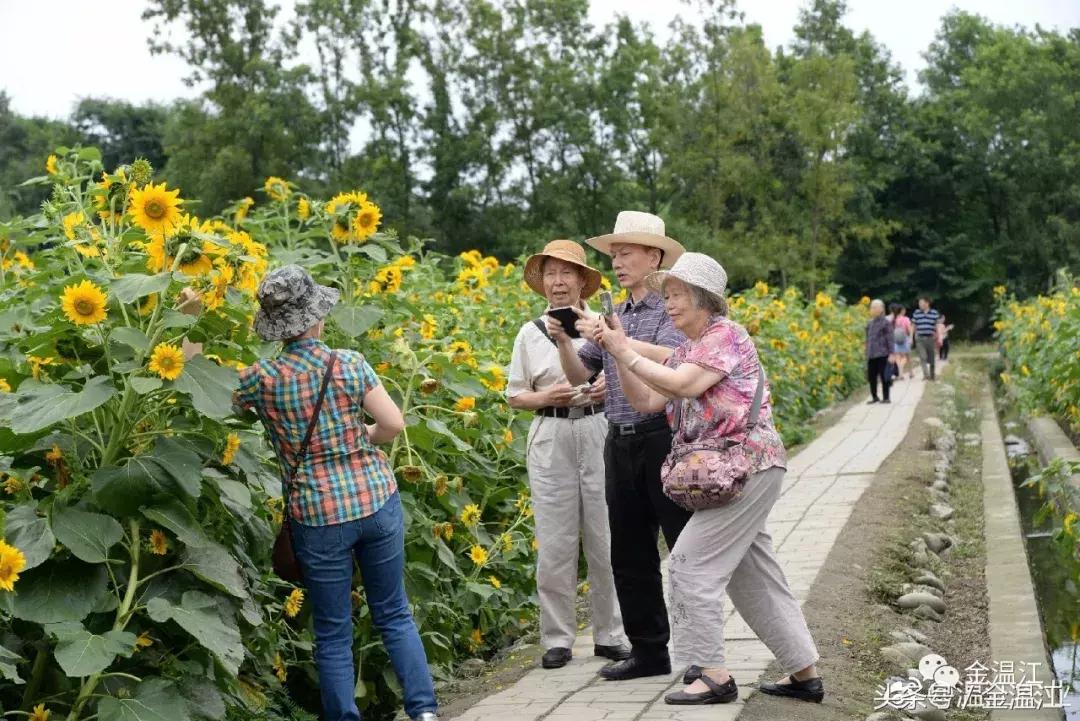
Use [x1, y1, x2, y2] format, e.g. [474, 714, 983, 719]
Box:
[527, 413, 626, 649]
[668, 466, 819, 671]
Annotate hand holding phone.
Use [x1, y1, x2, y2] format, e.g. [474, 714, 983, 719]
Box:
[546, 307, 581, 339]
[599, 291, 615, 327]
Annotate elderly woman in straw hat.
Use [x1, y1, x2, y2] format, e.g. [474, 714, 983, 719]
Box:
[181, 266, 438, 721]
[506, 240, 631, 670]
[596, 252, 825, 706]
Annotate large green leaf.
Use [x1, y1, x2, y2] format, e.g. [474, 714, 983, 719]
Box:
[92, 458, 165, 517]
[141, 500, 208, 548]
[51, 506, 124, 564]
[146, 591, 242, 676]
[10, 559, 109, 624]
[330, 304, 385, 337]
[0, 644, 24, 683]
[181, 543, 247, 599]
[50, 622, 136, 677]
[110, 273, 172, 304]
[172, 356, 239, 420]
[98, 678, 191, 721]
[110, 327, 151, 353]
[425, 418, 472, 452]
[5, 503, 55, 570]
[149, 437, 203, 498]
[176, 676, 226, 720]
[9, 376, 117, 434]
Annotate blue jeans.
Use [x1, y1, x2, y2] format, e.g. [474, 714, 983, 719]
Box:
[292, 493, 437, 720]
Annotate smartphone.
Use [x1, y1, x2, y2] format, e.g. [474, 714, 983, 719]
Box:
[546, 307, 581, 339]
[599, 291, 615, 326]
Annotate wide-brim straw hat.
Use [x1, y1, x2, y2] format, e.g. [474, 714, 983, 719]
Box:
[523, 239, 603, 299]
[586, 210, 685, 269]
[646, 252, 728, 300]
[254, 264, 340, 341]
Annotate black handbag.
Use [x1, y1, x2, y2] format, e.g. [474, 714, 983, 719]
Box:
[272, 351, 338, 583]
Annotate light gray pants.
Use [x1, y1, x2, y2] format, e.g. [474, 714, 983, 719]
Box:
[668, 466, 819, 672]
[527, 414, 626, 649]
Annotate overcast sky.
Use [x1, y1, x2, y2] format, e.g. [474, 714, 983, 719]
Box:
[2, 0, 1077, 121]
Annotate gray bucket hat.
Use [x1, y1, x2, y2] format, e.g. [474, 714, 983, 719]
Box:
[645, 252, 728, 299]
[253, 265, 340, 341]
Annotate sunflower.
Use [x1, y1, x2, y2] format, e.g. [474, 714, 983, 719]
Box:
[368, 265, 403, 294]
[221, 432, 241, 465]
[0, 540, 27, 592]
[138, 293, 159, 316]
[46, 155, 58, 175]
[284, 588, 304, 618]
[488, 576, 501, 589]
[297, 197, 311, 220]
[467, 628, 483, 652]
[129, 182, 183, 236]
[499, 532, 513, 552]
[62, 211, 86, 240]
[61, 280, 108, 325]
[0, 379, 10, 393]
[325, 190, 369, 242]
[352, 201, 382, 241]
[419, 314, 438, 340]
[234, 197, 254, 223]
[273, 652, 287, 683]
[454, 396, 476, 412]
[149, 530, 168, 555]
[264, 176, 291, 202]
[135, 631, 153, 651]
[148, 343, 185, 381]
[468, 545, 488, 567]
[434, 475, 449, 497]
[29, 704, 49, 721]
[461, 504, 481, 527]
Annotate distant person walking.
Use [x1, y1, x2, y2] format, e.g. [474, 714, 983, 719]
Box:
[911, 297, 940, 381]
[889, 304, 914, 380]
[865, 300, 892, 404]
[936, 315, 954, 361]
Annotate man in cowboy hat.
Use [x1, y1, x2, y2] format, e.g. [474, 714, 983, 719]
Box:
[506, 239, 630, 670]
[549, 211, 693, 681]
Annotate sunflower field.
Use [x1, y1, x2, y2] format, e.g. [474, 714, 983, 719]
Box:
[0, 148, 867, 720]
[994, 280, 1080, 434]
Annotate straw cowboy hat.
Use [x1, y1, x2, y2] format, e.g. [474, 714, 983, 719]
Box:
[523, 239, 603, 299]
[254, 265, 340, 341]
[586, 211, 685, 269]
[646, 252, 728, 300]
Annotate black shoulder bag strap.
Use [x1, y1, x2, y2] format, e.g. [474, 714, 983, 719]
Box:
[286, 351, 338, 487]
[533, 319, 557, 347]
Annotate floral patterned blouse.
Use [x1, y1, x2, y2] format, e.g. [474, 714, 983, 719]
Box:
[664, 316, 787, 475]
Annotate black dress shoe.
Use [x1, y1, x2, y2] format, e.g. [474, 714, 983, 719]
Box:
[682, 665, 702, 684]
[665, 674, 738, 705]
[541, 647, 572, 669]
[599, 655, 671, 681]
[594, 644, 631, 661]
[759, 675, 825, 703]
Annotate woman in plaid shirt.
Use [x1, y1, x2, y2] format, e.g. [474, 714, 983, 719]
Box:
[182, 266, 437, 721]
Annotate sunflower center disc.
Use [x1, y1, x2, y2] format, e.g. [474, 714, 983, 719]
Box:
[146, 201, 165, 219]
[75, 300, 95, 315]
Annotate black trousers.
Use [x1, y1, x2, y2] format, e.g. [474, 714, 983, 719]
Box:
[939, 338, 950, 360]
[868, 356, 891, 401]
[604, 425, 692, 658]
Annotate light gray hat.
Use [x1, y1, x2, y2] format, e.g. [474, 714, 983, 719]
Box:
[253, 265, 340, 341]
[645, 252, 728, 299]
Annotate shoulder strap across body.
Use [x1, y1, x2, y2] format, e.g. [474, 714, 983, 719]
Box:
[284, 351, 338, 492]
[672, 362, 765, 444]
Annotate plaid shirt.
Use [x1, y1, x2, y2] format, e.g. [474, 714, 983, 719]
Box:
[578, 292, 686, 424]
[232, 338, 396, 526]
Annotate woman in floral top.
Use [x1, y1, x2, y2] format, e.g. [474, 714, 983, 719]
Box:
[597, 253, 824, 706]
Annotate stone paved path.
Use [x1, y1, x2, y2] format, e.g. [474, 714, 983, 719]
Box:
[451, 376, 928, 721]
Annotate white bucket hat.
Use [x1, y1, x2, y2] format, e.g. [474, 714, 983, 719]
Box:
[646, 252, 728, 300]
[586, 211, 685, 269]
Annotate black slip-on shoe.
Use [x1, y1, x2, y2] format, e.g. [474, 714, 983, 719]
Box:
[682, 665, 703, 684]
[664, 675, 738, 705]
[758, 674, 825, 703]
[594, 644, 631, 661]
[599, 655, 671, 681]
[541, 647, 572, 669]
